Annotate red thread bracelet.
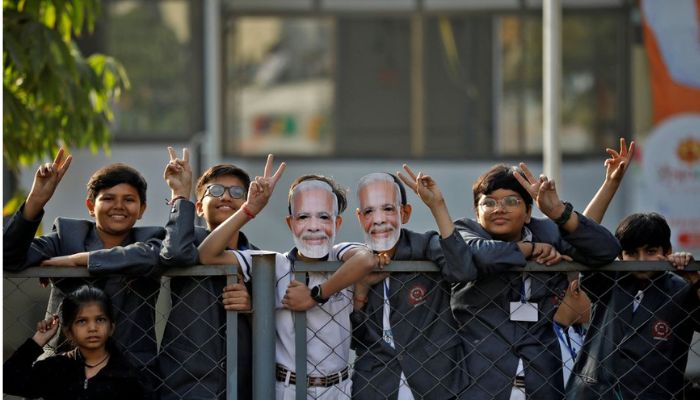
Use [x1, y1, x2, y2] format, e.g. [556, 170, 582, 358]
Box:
[241, 205, 256, 219]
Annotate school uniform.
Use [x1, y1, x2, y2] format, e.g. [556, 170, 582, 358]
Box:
[231, 243, 359, 400]
[451, 214, 620, 400]
[553, 322, 585, 386]
[3, 338, 147, 400]
[351, 228, 474, 400]
[158, 199, 255, 400]
[567, 272, 700, 399]
[3, 204, 165, 395]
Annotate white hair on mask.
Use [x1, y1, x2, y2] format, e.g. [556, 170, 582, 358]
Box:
[356, 172, 403, 252]
[356, 173, 401, 207]
[290, 179, 338, 216]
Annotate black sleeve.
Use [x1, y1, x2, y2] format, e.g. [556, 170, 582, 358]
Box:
[2, 338, 48, 398]
[3, 205, 61, 271]
[159, 199, 200, 268]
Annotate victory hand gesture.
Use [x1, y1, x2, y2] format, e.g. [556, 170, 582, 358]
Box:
[245, 154, 286, 215]
[25, 148, 73, 219]
[398, 164, 444, 209]
[604, 138, 635, 184]
[163, 147, 192, 199]
[514, 163, 565, 219]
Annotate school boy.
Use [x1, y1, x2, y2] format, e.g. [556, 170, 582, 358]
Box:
[567, 213, 698, 399]
[199, 171, 382, 400]
[3, 149, 166, 393]
[350, 170, 473, 399]
[157, 148, 258, 400]
[552, 273, 590, 386]
[450, 163, 620, 400]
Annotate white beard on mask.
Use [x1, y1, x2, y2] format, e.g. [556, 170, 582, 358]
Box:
[294, 231, 335, 259]
[363, 221, 401, 252]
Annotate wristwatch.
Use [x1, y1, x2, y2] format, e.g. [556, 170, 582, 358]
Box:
[553, 201, 574, 226]
[310, 285, 328, 304]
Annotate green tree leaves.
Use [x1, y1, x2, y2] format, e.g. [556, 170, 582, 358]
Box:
[3, 0, 129, 170]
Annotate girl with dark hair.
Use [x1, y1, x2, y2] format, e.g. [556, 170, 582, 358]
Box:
[3, 285, 147, 399]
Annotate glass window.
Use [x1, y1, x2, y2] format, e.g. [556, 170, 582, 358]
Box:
[225, 17, 335, 156]
[496, 12, 626, 155]
[223, 8, 629, 158]
[101, 0, 203, 140]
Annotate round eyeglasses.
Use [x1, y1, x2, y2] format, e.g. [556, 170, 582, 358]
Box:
[478, 195, 522, 211]
[202, 184, 246, 200]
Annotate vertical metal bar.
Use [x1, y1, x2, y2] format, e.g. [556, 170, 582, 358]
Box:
[294, 272, 308, 400]
[226, 272, 238, 400]
[204, 0, 222, 167]
[252, 254, 276, 400]
[543, 0, 562, 187]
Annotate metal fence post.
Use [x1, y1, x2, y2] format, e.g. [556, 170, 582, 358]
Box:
[252, 254, 276, 400]
[226, 271, 239, 400]
[294, 271, 308, 400]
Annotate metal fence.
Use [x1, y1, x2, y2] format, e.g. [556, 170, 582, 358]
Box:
[3, 257, 700, 399]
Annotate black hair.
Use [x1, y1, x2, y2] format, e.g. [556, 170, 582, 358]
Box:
[387, 173, 407, 206]
[287, 174, 348, 215]
[86, 163, 148, 203]
[472, 164, 533, 211]
[196, 164, 252, 200]
[615, 212, 672, 256]
[60, 285, 115, 328]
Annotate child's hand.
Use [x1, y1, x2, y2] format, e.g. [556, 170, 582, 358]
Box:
[24, 148, 72, 219]
[667, 251, 694, 269]
[39, 253, 88, 267]
[245, 154, 286, 215]
[514, 163, 564, 220]
[282, 280, 316, 311]
[604, 138, 635, 184]
[529, 243, 573, 266]
[32, 315, 59, 347]
[163, 147, 192, 199]
[221, 282, 252, 312]
[398, 164, 445, 210]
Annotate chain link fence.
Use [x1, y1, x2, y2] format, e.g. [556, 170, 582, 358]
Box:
[4, 257, 700, 399]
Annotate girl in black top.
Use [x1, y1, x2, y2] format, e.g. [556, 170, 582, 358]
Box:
[3, 285, 147, 399]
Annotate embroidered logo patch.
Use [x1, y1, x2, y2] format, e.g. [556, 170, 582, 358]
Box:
[651, 320, 672, 341]
[407, 284, 427, 306]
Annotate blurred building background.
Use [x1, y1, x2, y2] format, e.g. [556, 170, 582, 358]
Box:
[6, 0, 650, 249]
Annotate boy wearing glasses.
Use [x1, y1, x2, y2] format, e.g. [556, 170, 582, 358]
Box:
[158, 148, 258, 400]
[450, 164, 619, 400]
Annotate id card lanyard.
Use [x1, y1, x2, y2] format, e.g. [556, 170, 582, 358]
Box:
[554, 323, 577, 360]
[509, 273, 539, 322]
[382, 278, 395, 348]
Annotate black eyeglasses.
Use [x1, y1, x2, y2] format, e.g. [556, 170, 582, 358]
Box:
[202, 184, 246, 200]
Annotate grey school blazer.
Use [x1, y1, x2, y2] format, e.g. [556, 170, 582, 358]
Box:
[450, 214, 620, 400]
[158, 199, 255, 400]
[351, 228, 475, 400]
[3, 204, 165, 395]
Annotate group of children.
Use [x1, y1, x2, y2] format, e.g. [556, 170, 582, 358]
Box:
[3, 138, 698, 399]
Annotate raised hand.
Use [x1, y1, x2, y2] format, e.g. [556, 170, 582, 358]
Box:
[163, 147, 192, 199]
[32, 315, 59, 347]
[282, 280, 316, 311]
[245, 154, 286, 215]
[24, 148, 73, 219]
[398, 164, 444, 209]
[514, 163, 564, 219]
[604, 138, 635, 184]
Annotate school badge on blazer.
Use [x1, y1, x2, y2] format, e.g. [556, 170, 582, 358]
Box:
[407, 284, 427, 306]
[651, 320, 672, 341]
